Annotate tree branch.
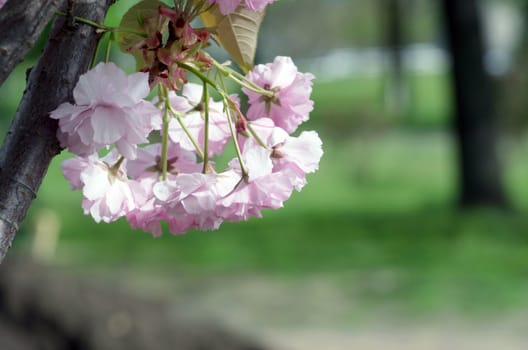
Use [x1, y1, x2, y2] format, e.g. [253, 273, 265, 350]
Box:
[0, 0, 65, 87]
[0, 0, 116, 263]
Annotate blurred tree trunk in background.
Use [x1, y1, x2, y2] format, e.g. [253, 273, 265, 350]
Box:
[383, 0, 408, 116]
[441, 0, 509, 208]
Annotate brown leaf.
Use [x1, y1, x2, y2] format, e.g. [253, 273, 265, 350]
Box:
[201, 6, 265, 73]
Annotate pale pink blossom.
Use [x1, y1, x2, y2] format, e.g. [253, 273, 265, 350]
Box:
[244, 56, 314, 134]
[62, 152, 136, 223]
[50, 62, 161, 159]
[217, 139, 293, 221]
[218, 168, 295, 221]
[0, 0, 7, 9]
[206, 0, 275, 15]
[126, 202, 167, 237]
[153, 173, 222, 233]
[274, 131, 323, 174]
[168, 83, 231, 156]
[125, 144, 202, 236]
[244, 0, 276, 12]
[272, 130, 323, 191]
[125, 176, 168, 237]
[239, 118, 323, 191]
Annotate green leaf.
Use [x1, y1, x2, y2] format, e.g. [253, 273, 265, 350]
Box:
[201, 6, 265, 73]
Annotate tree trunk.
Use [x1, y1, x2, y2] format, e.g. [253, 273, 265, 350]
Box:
[0, 0, 64, 86]
[441, 0, 508, 208]
[383, 0, 408, 116]
[0, 0, 115, 263]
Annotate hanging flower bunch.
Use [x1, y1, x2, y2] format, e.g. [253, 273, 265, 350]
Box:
[50, 0, 323, 236]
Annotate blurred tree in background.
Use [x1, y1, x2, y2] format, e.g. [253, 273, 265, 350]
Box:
[442, 0, 508, 207]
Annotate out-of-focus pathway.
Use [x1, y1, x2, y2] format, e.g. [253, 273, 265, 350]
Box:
[262, 328, 528, 350]
[120, 272, 528, 350]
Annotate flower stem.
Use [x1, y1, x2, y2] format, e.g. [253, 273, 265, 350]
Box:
[55, 11, 108, 31]
[212, 60, 274, 97]
[202, 83, 210, 174]
[168, 105, 205, 160]
[104, 32, 113, 63]
[160, 87, 171, 181]
[228, 98, 270, 150]
[223, 96, 248, 178]
[55, 12, 148, 37]
[176, 61, 219, 90]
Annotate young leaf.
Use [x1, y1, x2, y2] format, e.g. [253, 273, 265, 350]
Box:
[200, 6, 265, 73]
[117, 0, 166, 69]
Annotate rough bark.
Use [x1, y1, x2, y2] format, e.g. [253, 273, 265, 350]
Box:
[0, 0, 65, 87]
[0, 0, 115, 263]
[441, 0, 509, 208]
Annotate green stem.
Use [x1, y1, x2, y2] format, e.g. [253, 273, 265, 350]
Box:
[176, 61, 219, 90]
[213, 60, 274, 97]
[227, 98, 270, 150]
[55, 12, 147, 37]
[168, 105, 205, 160]
[160, 87, 171, 181]
[202, 83, 210, 174]
[55, 11, 107, 30]
[223, 97, 248, 178]
[246, 123, 271, 150]
[89, 39, 100, 68]
[104, 32, 113, 63]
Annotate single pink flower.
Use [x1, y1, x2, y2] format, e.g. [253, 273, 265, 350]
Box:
[272, 130, 323, 191]
[62, 152, 136, 223]
[217, 139, 294, 221]
[244, 56, 314, 134]
[50, 62, 161, 159]
[240, 118, 323, 191]
[126, 176, 168, 237]
[154, 172, 223, 233]
[217, 168, 294, 221]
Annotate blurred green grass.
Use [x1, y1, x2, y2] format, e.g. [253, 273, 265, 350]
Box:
[17, 124, 528, 318]
[4, 58, 528, 318]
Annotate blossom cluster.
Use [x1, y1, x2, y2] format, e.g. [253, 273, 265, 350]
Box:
[50, 1, 322, 236]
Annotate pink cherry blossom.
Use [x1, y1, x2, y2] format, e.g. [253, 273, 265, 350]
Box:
[216, 139, 293, 221]
[206, 0, 276, 15]
[244, 0, 276, 12]
[62, 152, 136, 223]
[154, 173, 222, 233]
[217, 168, 295, 221]
[50, 62, 161, 159]
[239, 118, 323, 191]
[206, 0, 240, 14]
[272, 130, 323, 191]
[125, 176, 168, 237]
[168, 83, 231, 156]
[244, 56, 314, 134]
[0, 0, 7, 9]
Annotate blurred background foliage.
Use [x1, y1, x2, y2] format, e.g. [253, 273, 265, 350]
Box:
[3, 0, 528, 335]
